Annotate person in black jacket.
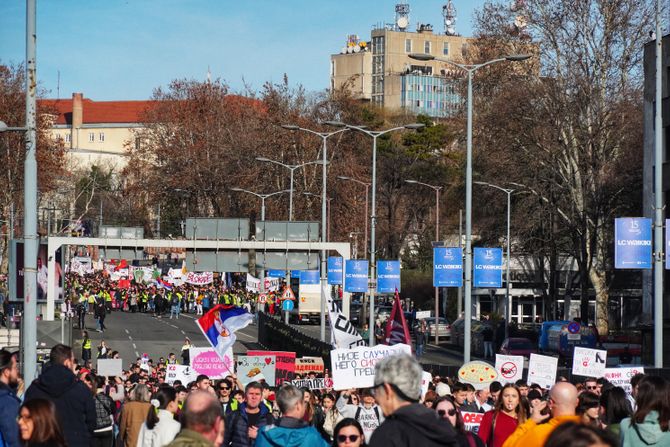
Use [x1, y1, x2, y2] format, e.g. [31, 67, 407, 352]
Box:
[24, 343, 96, 447]
[369, 354, 458, 447]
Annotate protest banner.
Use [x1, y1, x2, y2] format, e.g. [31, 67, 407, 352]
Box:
[166, 364, 198, 385]
[247, 350, 296, 386]
[415, 310, 431, 320]
[421, 371, 432, 399]
[603, 367, 645, 394]
[186, 271, 213, 285]
[462, 412, 484, 434]
[495, 355, 524, 384]
[96, 359, 122, 377]
[327, 296, 365, 349]
[528, 354, 558, 388]
[572, 347, 607, 378]
[236, 355, 276, 386]
[189, 347, 234, 379]
[168, 268, 184, 280]
[246, 274, 260, 293]
[457, 361, 498, 390]
[295, 357, 325, 374]
[330, 344, 412, 390]
[291, 378, 334, 390]
[264, 277, 280, 292]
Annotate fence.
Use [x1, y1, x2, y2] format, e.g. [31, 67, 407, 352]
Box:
[257, 312, 333, 365]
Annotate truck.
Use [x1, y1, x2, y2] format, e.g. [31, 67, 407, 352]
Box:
[294, 283, 323, 324]
[539, 320, 598, 364]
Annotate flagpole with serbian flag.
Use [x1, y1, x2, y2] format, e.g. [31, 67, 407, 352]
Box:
[196, 304, 254, 363]
[385, 288, 412, 346]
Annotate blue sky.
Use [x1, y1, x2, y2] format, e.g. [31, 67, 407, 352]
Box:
[1, 1, 487, 100]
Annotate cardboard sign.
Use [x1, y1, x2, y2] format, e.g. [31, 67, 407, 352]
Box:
[330, 344, 412, 390]
[247, 350, 296, 386]
[415, 310, 431, 320]
[421, 371, 432, 398]
[528, 353, 558, 388]
[462, 411, 484, 434]
[166, 364, 199, 385]
[236, 355, 276, 386]
[190, 347, 234, 380]
[291, 378, 334, 390]
[96, 359, 123, 377]
[295, 357, 325, 374]
[572, 347, 607, 378]
[604, 367, 645, 394]
[457, 361, 498, 390]
[495, 355, 524, 384]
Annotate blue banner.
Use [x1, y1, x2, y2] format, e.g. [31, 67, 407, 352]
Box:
[327, 256, 343, 285]
[377, 260, 401, 293]
[615, 218, 652, 269]
[267, 269, 286, 278]
[291, 270, 301, 279]
[344, 260, 369, 293]
[433, 247, 463, 287]
[300, 270, 320, 285]
[473, 248, 503, 288]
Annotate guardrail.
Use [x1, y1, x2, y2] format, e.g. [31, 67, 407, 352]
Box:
[257, 312, 332, 365]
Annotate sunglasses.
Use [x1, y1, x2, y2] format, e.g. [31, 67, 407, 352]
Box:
[586, 386, 598, 390]
[438, 409, 457, 417]
[337, 434, 360, 443]
[220, 386, 230, 391]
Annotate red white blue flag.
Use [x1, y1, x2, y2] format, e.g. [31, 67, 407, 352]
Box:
[196, 304, 254, 360]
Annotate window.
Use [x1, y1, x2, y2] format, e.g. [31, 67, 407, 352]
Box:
[424, 41, 431, 54]
[135, 137, 141, 151]
[65, 133, 71, 143]
[88, 132, 94, 143]
[98, 132, 105, 142]
[405, 39, 412, 53]
[443, 42, 449, 56]
[428, 100, 433, 108]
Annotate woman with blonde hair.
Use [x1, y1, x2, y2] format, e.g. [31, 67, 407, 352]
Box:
[477, 384, 527, 447]
[118, 383, 152, 447]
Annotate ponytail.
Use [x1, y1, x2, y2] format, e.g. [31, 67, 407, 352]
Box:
[145, 386, 177, 430]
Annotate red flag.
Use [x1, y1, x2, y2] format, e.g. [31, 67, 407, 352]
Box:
[385, 288, 411, 345]
[114, 259, 128, 271]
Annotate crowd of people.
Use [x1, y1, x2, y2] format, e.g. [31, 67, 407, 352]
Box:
[1, 341, 670, 447]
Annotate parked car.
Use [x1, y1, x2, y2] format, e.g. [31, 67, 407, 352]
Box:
[417, 317, 451, 338]
[499, 337, 536, 357]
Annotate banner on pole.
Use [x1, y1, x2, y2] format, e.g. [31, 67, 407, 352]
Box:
[327, 257, 343, 285]
[377, 260, 401, 293]
[300, 270, 320, 285]
[473, 248, 503, 288]
[433, 247, 463, 287]
[268, 269, 286, 278]
[614, 218, 652, 269]
[344, 260, 368, 293]
[327, 296, 365, 349]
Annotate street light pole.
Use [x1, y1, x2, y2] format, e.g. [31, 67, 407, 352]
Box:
[330, 122, 425, 346]
[475, 181, 514, 339]
[281, 124, 347, 342]
[405, 179, 442, 344]
[409, 52, 530, 362]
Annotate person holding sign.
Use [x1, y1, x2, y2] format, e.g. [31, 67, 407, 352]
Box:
[477, 384, 527, 447]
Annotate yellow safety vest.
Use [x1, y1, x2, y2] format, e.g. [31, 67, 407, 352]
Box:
[83, 339, 91, 350]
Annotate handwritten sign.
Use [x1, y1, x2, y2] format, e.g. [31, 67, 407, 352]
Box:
[603, 367, 645, 394]
[166, 364, 198, 385]
[528, 353, 558, 388]
[247, 350, 296, 386]
[236, 355, 276, 386]
[462, 411, 484, 434]
[330, 344, 412, 390]
[291, 378, 334, 390]
[572, 347, 607, 378]
[295, 357, 325, 374]
[189, 347, 234, 379]
[185, 271, 213, 285]
[495, 355, 524, 384]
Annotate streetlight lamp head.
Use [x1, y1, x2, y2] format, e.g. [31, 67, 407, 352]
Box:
[337, 175, 351, 181]
[505, 54, 532, 62]
[404, 123, 425, 130]
[0, 121, 7, 133]
[229, 187, 243, 192]
[255, 157, 271, 162]
[405, 179, 419, 184]
[324, 120, 346, 127]
[281, 124, 300, 130]
[408, 53, 435, 61]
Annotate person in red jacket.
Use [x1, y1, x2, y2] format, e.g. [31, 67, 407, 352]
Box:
[477, 384, 527, 447]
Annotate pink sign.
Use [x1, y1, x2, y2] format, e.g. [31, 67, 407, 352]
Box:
[190, 347, 234, 379]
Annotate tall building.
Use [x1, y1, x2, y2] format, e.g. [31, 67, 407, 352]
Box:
[330, 2, 472, 118]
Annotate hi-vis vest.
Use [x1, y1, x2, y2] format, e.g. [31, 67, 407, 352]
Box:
[83, 338, 91, 350]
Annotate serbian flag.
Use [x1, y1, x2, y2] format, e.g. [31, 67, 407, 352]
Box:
[385, 288, 412, 346]
[155, 277, 173, 291]
[196, 304, 254, 360]
[114, 259, 128, 271]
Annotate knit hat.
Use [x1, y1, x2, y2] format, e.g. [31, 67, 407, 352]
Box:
[435, 382, 451, 397]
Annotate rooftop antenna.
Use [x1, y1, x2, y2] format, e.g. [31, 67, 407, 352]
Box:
[395, 3, 410, 31]
[443, 0, 457, 35]
[206, 66, 211, 83]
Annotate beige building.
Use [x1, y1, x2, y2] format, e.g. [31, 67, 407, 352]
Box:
[331, 25, 472, 117]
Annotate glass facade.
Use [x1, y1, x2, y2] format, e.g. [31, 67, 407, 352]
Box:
[372, 35, 385, 106]
[401, 74, 462, 118]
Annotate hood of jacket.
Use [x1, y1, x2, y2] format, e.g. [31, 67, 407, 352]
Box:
[258, 417, 320, 447]
[629, 412, 670, 445]
[387, 403, 457, 444]
[32, 363, 78, 398]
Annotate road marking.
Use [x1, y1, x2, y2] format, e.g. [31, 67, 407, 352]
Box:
[125, 329, 129, 334]
[169, 324, 178, 329]
[181, 330, 185, 335]
[128, 336, 133, 341]
[135, 351, 139, 357]
[133, 343, 136, 349]
[180, 314, 195, 320]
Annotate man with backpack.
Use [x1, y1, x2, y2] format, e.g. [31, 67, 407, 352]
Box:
[336, 388, 385, 443]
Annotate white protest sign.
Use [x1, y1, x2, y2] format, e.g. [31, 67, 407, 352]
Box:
[462, 412, 484, 434]
[421, 371, 432, 398]
[291, 378, 334, 390]
[495, 355, 524, 384]
[415, 311, 431, 320]
[528, 353, 558, 388]
[186, 271, 213, 285]
[190, 347, 234, 380]
[331, 343, 412, 390]
[96, 359, 123, 377]
[604, 367, 644, 394]
[572, 347, 607, 378]
[457, 361, 498, 390]
[246, 274, 260, 293]
[236, 355, 277, 386]
[264, 277, 280, 292]
[166, 364, 199, 385]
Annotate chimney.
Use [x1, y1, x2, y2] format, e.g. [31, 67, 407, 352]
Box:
[72, 92, 83, 128]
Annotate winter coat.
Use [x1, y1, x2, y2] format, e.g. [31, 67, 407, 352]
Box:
[119, 401, 152, 447]
[255, 417, 328, 447]
[165, 429, 213, 447]
[24, 363, 96, 447]
[136, 409, 181, 447]
[223, 402, 274, 447]
[369, 403, 459, 447]
[0, 382, 21, 447]
[620, 412, 670, 447]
